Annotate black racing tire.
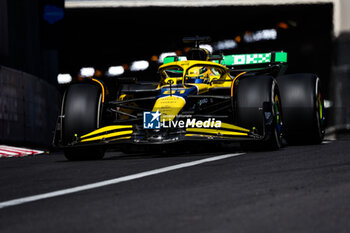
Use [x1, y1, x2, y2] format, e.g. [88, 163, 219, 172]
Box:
[276, 73, 325, 144]
[62, 83, 105, 160]
[235, 76, 282, 150]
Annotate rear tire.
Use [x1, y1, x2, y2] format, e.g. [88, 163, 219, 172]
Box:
[276, 73, 325, 144]
[62, 83, 105, 160]
[235, 76, 282, 150]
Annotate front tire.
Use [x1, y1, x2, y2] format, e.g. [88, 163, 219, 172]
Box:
[62, 83, 105, 160]
[235, 76, 282, 150]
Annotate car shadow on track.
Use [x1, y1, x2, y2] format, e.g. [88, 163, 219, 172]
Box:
[102, 142, 244, 161]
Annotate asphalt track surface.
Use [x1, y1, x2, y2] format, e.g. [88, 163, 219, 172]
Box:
[1, 139, 350, 233]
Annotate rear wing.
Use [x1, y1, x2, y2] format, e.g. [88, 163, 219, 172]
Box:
[163, 51, 287, 66]
[217, 52, 287, 66]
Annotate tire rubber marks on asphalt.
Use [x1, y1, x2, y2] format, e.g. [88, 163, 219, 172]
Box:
[0, 145, 44, 158]
[0, 152, 245, 209]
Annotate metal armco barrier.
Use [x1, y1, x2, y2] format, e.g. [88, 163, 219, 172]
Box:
[0, 66, 60, 146]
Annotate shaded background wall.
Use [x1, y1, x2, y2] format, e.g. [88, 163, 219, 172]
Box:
[0, 0, 62, 146]
[0, 0, 62, 85]
[60, 4, 333, 97]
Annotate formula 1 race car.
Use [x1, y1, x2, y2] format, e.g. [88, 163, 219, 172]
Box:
[54, 37, 325, 160]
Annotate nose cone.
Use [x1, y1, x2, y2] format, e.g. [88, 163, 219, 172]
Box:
[152, 96, 186, 121]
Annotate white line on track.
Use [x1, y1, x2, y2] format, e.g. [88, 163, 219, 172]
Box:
[0, 152, 245, 209]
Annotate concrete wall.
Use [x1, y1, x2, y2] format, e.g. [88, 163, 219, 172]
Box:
[332, 65, 350, 131]
[332, 0, 350, 131]
[0, 66, 60, 146]
[332, 32, 350, 132]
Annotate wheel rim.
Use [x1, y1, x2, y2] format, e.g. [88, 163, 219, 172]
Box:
[271, 84, 283, 148]
[274, 94, 282, 134]
[318, 93, 324, 125]
[316, 91, 325, 136]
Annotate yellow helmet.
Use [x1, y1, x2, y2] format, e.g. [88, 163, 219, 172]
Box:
[187, 67, 205, 78]
[186, 66, 209, 84]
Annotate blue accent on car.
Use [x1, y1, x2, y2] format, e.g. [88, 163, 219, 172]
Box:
[157, 85, 198, 99]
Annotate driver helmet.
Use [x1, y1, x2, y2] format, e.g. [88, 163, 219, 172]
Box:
[186, 67, 208, 83]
